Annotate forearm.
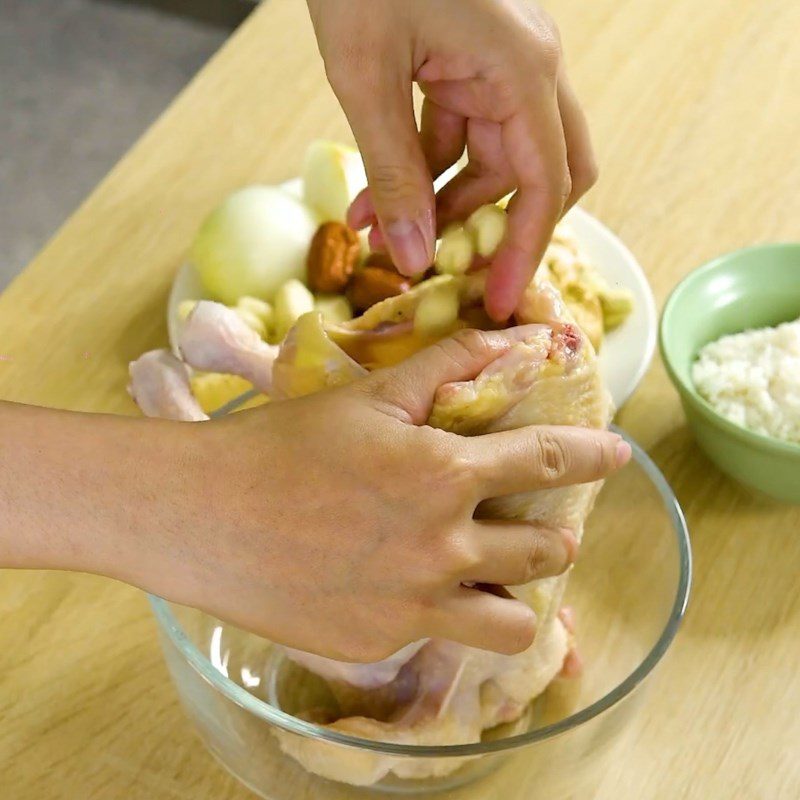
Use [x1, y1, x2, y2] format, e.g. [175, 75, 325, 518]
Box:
[0, 401, 190, 582]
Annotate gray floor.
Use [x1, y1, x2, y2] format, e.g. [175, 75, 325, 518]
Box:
[0, 0, 233, 290]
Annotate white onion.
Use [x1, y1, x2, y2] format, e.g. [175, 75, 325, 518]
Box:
[191, 185, 319, 305]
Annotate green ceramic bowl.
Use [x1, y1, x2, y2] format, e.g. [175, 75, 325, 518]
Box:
[660, 243, 800, 504]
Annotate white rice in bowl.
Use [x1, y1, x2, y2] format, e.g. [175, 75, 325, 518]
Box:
[692, 317, 800, 445]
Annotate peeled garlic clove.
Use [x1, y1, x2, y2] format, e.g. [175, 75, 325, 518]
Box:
[435, 223, 474, 276]
[465, 204, 507, 258]
[599, 288, 635, 331]
[236, 296, 273, 323]
[414, 282, 461, 338]
[273, 279, 316, 341]
[314, 294, 354, 325]
[235, 297, 273, 339]
[302, 140, 367, 223]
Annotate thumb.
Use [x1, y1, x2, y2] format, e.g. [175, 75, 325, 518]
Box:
[371, 326, 543, 425]
[336, 72, 435, 277]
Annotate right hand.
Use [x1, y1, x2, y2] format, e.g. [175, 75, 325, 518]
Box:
[133, 329, 629, 662]
[307, 0, 598, 321]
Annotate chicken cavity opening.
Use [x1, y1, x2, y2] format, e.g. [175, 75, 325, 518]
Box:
[330, 290, 580, 373]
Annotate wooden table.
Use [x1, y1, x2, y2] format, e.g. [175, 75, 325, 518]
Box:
[1, 0, 798, 797]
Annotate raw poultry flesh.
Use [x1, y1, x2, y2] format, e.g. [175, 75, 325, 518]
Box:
[277, 589, 571, 785]
[179, 300, 278, 394]
[126, 266, 612, 786]
[128, 349, 208, 422]
[128, 301, 278, 419]
[268, 275, 612, 784]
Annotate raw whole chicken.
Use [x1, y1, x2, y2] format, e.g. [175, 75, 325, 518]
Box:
[268, 274, 612, 785]
[125, 269, 611, 786]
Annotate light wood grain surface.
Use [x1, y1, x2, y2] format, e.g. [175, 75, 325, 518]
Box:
[1, 0, 798, 798]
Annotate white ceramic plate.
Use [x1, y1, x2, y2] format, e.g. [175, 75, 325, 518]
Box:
[168, 179, 656, 410]
[560, 205, 657, 409]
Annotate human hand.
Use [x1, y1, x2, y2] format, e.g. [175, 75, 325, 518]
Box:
[138, 328, 627, 662]
[306, 0, 597, 321]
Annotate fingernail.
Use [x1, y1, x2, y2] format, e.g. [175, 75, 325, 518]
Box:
[561, 529, 579, 566]
[386, 215, 433, 276]
[616, 440, 632, 467]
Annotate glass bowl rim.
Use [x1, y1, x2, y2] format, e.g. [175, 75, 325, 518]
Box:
[148, 427, 691, 758]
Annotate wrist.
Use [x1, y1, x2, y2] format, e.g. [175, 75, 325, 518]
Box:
[1, 404, 111, 572]
[90, 415, 215, 593]
[104, 415, 236, 603]
[0, 403, 198, 584]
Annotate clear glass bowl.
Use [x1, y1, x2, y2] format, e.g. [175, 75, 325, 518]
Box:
[149, 430, 690, 799]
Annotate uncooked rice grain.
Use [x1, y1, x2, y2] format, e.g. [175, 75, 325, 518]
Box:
[692, 317, 800, 444]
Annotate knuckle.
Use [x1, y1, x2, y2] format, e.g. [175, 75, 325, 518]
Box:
[573, 156, 599, 194]
[445, 328, 492, 366]
[556, 173, 573, 205]
[412, 591, 438, 621]
[538, 43, 562, 78]
[362, 370, 390, 399]
[324, 46, 376, 98]
[592, 435, 615, 477]
[323, 59, 357, 98]
[592, 436, 608, 475]
[531, 16, 563, 76]
[514, 4, 562, 56]
[369, 163, 422, 204]
[534, 432, 570, 482]
[429, 444, 476, 498]
[356, 370, 403, 412]
[534, 171, 572, 209]
[501, 611, 537, 655]
[523, 535, 547, 582]
[488, 76, 520, 116]
[441, 533, 481, 577]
